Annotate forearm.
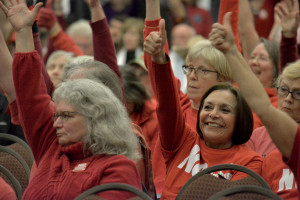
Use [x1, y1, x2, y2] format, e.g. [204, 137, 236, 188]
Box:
[0, 33, 15, 103]
[15, 28, 35, 53]
[90, 4, 105, 23]
[238, 0, 259, 57]
[146, 0, 160, 21]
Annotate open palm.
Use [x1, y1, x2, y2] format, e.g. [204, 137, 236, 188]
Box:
[0, 0, 42, 32]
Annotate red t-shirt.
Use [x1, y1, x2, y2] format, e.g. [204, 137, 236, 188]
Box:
[286, 126, 300, 200]
[263, 149, 298, 200]
[245, 126, 277, 158]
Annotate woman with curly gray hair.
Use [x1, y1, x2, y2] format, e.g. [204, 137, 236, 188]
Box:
[53, 79, 140, 160]
[1, 0, 142, 198]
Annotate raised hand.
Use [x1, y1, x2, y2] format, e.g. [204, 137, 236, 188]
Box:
[209, 12, 236, 54]
[85, 0, 100, 8]
[0, 0, 43, 32]
[143, 19, 167, 63]
[275, 0, 299, 38]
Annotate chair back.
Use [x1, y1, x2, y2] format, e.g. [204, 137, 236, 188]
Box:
[0, 143, 34, 169]
[0, 133, 34, 163]
[176, 164, 270, 200]
[74, 183, 153, 200]
[0, 146, 30, 193]
[207, 185, 282, 200]
[0, 165, 22, 200]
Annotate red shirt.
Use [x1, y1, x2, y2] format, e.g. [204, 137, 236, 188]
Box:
[286, 126, 300, 200]
[263, 149, 298, 200]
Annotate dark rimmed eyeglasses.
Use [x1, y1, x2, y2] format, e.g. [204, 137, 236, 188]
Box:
[53, 111, 82, 122]
[276, 86, 300, 100]
[182, 65, 218, 77]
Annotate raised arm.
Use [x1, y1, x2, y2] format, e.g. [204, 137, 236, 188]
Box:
[276, 0, 299, 72]
[144, 20, 186, 151]
[0, 0, 57, 162]
[87, 0, 120, 79]
[0, 30, 15, 103]
[209, 12, 298, 159]
[238, 0, 260, 58]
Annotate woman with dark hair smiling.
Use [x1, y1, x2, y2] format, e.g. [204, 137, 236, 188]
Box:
[143, 18, 263, 200]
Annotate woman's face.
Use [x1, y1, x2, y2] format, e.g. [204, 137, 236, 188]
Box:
[123, 26, 140, 50]
[47, 55, 69, 88]
[186, 58, 220, 107]
[247, 43, 274, 88]
[199, 90, 237, 149]
[278, 77, 300, 123]
[53, 100, 88, 147]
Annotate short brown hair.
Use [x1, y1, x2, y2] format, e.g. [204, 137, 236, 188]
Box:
[196, 83, 253, 145]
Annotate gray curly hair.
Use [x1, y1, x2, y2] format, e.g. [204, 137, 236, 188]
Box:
[53, 79, 140, 161]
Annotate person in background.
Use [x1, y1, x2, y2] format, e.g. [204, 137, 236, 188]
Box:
[169, 23, 197, 93]
[109, 15, 126, 52]
[67, 19, 93, 56]
[168, 0, 213, 38]
[46, 50, 73, 88]
[209, 9, 300, 199]
[117, 17, 144, 66]
[129, 53, 154, 100]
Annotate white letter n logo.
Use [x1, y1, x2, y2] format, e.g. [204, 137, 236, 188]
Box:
[177, 145, 200, 173]
[278, 169, 295, 192]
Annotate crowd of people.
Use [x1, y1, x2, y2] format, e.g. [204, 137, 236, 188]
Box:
[0, 0, 299, 199]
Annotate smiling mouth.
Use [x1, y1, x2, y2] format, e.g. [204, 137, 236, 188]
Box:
[282, 107, 291, 112]
[205, 122, 223, 128]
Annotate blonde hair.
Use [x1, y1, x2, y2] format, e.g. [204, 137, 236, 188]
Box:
[186, 40, 233, 82]
[276, 59, 300, 87]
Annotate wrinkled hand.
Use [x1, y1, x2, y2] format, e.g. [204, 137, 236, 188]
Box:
[275, 0, 299, 38]
[209, 12, 236, 54]
[143, 19, 167, 63]
[0, 0, 43, 32]
[37, 8, 58, 30]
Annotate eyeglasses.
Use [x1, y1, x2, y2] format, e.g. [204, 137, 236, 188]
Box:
[182, 65, 218, 77]
[276, 86, 300, 100]
[248, 55, 271, 63]
[53, 111, 82, 122]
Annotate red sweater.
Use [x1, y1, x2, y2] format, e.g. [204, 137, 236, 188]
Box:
[263, 149, 298, 200]
[13, 51, 142, 200]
